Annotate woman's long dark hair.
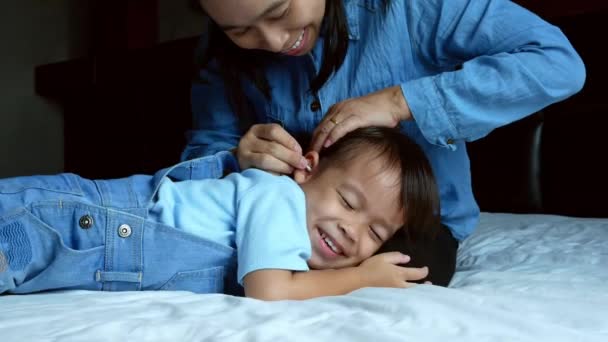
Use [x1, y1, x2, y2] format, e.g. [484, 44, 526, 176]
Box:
[191, 0, 351, 120]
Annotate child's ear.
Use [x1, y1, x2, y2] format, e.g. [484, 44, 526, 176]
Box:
[293, 151, 319, 184]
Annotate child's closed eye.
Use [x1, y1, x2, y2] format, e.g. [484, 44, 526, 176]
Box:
[369, 226, 383, 242]
[338, 192, 354, 210]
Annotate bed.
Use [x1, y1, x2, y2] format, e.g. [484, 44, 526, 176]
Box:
[0, 212, 606, 341]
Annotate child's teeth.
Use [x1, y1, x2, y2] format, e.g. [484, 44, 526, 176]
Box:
[323, 236, 339, 254]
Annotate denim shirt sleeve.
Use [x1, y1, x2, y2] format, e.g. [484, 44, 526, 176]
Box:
[181, 36, 242, 161]
[400, 0, 586, 149]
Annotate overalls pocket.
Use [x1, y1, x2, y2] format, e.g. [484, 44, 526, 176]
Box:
[1, 208, 105, 294]
[29, 201, 107, 251]
[159, 266, 225, 293]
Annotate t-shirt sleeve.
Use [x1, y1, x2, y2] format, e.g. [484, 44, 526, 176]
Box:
[234, 171, 311, 285]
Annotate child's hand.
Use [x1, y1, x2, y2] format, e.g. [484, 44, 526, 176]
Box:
[358, 252, 429, 288]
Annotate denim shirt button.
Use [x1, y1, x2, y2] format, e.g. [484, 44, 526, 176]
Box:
[269, 117, 284, 127]
[310, 100, 321, 112]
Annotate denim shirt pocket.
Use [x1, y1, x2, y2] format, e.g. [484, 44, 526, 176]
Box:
[265, 99, 315, 146]
[159, 266, 225, 294]
[265, 100, 289, 128]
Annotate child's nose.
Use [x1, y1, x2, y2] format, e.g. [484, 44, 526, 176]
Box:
[338, 223, 358, 244]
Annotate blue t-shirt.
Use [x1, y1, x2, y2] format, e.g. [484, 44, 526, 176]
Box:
[148, 169, 311, 285]
[182, 0, 585, 240]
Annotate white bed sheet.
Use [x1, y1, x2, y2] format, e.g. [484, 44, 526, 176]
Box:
[1, 213, 607, 341]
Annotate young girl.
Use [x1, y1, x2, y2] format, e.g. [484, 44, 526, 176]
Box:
[183, 0, 586, 285]
[1, 127, 437, 299]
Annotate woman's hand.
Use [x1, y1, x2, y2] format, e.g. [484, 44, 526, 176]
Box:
[310, 86, 412, 152]
[236, 123, 309, 175]
[358, 252, 429, 288]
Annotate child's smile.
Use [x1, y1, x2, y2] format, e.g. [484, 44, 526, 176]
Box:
[316, 227, 345, 258]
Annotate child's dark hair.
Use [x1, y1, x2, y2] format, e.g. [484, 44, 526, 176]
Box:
[318, 126, 440, 243]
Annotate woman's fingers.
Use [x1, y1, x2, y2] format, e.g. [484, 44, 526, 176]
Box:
[254, 124, 303, 156]
[311, 87, 408, 153]
[243, 151, 297, 175]
[311, 111, 365, 152]
[237, 124, 307, 174]
[310, 106, 339, 153]
[322, 114, 365, 148]
[254, 124, 308, 169]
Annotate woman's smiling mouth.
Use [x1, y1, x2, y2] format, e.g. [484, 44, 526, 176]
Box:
[282, 28, 307, 55]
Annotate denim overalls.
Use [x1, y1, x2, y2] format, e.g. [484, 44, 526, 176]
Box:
[0, 151, 242, 295]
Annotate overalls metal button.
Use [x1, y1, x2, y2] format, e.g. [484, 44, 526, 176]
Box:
[310, 100, 321, 112]
[78, 215, 94, 229]
[118, 224, 132, 238]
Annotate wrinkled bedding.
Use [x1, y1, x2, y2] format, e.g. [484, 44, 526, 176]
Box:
[1, 213, 607, 341]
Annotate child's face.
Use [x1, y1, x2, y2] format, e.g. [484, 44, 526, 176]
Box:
[295, 151, 405, 269]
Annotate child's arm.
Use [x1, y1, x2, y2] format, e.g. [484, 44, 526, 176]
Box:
[243, 252, 428, 300]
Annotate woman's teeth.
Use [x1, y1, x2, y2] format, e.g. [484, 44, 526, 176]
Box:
[286, 29, 305, 52]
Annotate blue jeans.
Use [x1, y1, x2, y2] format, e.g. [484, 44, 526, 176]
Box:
[0, 152, 242, 295]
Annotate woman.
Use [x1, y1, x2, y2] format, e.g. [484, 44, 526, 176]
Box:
[182, 0, 585, 286]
